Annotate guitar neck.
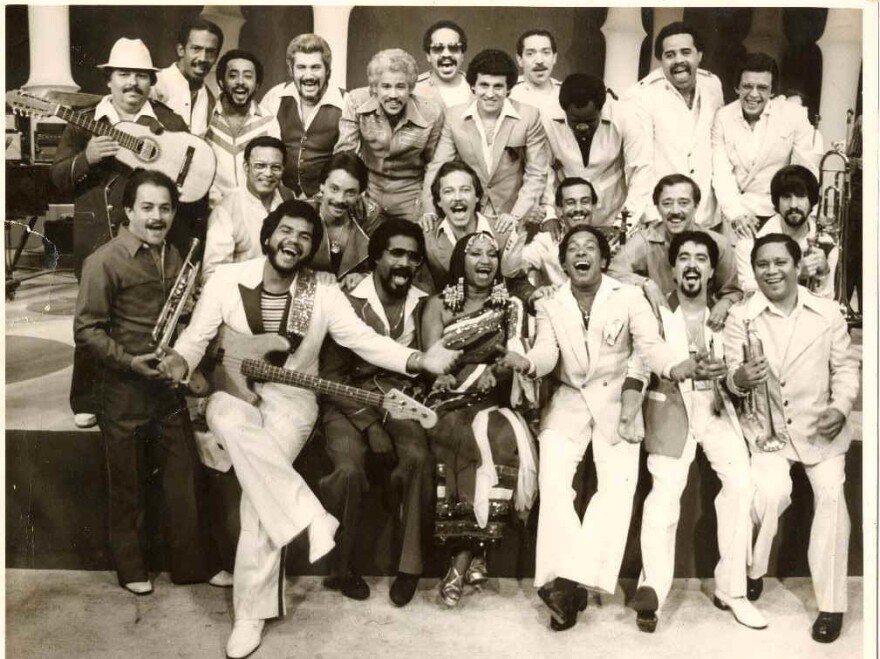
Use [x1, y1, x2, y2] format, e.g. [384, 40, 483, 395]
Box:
[241, 359, 384, 407]
[54, 105, 142, 153]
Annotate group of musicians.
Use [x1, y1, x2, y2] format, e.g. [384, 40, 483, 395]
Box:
[52, 16, 862, 658]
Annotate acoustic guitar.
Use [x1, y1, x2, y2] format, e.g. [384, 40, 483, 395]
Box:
[6, 89, 216, 202]
[188, 327, 437, 429]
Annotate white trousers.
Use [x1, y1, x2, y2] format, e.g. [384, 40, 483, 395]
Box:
[535, 426, 640, 594]
[749, 451, 849, 613]
[638, 391, 752, 606]
[208, 387, 334, 620]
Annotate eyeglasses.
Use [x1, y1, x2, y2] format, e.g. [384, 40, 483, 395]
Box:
[429, 43, 463, 55]
[385, 247, 423, 265]
[250, 162, 284, 174]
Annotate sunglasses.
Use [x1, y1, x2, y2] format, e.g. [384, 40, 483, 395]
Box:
[385, 247, 423, 265]
[429, 43, 464, 55]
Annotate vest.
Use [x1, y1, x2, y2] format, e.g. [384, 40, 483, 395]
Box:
[276, 94, 343, 197]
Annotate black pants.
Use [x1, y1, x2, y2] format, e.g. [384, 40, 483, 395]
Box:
[320, 412, 433, 576]
[96, 369, 214, 585]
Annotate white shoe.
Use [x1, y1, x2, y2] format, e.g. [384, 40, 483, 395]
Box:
[74, 413, 98, 428]
[226, 619, 264, 659]
[123, 580, 153, 595]
[714, 591, 768, 629]
[307, 512, 339, 563]
[209, 570, 234, 588]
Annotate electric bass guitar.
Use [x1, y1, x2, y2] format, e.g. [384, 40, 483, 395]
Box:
[189, 328, 437, 429]
[6, 89, 216, 202]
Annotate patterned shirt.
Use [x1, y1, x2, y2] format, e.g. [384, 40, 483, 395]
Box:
[205, 98, 281, 206]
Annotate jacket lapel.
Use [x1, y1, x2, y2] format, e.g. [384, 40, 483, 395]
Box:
[489, 114, 516, 179]
[585, 276, 615, 379]
[461, 117, 491, 183]
[337, 220, 370, 277]
[238, 282, 265, 335]
[555, 284, 590, 376]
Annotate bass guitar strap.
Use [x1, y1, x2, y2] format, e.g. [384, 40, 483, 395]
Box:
[285, 267, 317, 352]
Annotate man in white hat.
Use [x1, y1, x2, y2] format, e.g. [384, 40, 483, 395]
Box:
[50, 37, 190, 431]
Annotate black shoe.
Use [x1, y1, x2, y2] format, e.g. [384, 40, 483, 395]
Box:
[630, 586, 659, 633]
[538, 584, 570, 625]
[812, 612, 843, 643]
[323, 574, 370, 600]
[389, 573, 419, 607]
[573, 587, 589, 612]
[746, 577, 763, 602]
[540, 583, 579, 632]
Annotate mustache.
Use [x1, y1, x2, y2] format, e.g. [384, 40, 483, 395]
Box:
[390, 266, 413, 278]
[122, 86, 143, 95]
[682, 267, 701, 278]
[667, 213, 686, 221]
[438, 57, 457, 65]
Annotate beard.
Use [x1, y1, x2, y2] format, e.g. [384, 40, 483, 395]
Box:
[380, 265, 414, 298]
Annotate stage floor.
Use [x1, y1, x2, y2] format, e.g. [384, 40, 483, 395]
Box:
[6, 571, 866, 658]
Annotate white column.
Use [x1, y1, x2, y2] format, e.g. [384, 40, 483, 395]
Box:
[601, 8, 647, 95]
[23, 6, 79, 93]
[743, 8, 786, 64]
[817, 8, 862, 146]
[651, 7, 685, 70]
[200, 5, 246, 96]
[312, 6, 353, 89]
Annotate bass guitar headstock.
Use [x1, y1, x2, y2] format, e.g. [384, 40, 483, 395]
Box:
[382, 388, 438, 429]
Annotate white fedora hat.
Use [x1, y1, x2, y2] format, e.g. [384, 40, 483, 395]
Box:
[97, 37, 159, 71]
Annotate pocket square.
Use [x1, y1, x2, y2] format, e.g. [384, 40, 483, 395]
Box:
[603, 319, 625, 346]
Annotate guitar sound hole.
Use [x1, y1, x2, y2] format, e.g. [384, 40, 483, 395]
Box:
[139, 137, 159, 163]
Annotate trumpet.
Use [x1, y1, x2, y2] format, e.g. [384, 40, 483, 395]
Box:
[741, 320, 785, 452]
[152, 238, 201, 354]
[817, 136, 861, 327]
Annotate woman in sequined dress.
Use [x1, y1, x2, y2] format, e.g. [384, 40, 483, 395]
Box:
[420, 231, 537, 607]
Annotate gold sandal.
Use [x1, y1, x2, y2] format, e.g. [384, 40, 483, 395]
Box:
[439, 565, 464, 607]
[465, 555, 488, 588]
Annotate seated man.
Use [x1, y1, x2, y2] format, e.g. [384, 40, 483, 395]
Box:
[318, 219, 432, 607]
[500, 226, 692, 631]
[422, 49, 550, 233]
[307, 152, 383, 291]
[608, 174, 742, 330]
[724, 233, 859, 644]
[712, 53, 818, 238]
[501, 176, 600, 289]
[335, 48, 444, 222]
[413, 20, 473, 108]
[205, 49, 280, 206]
[160, 199, 459, 657]
[202, 135, 289, 283]
[734, 165, 834, 299]
[630, 231, 765, 633]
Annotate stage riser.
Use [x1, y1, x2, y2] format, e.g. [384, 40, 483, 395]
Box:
[6, 430, 864, 578]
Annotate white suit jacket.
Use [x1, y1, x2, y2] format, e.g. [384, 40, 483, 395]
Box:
[174, 258, 415, 400]
[526, 276, 677, 444]
[712, 97, 819, 219]
[625, 67, 724, 228]
[723, 287, 859, 464]
[545, 94, 654, 226]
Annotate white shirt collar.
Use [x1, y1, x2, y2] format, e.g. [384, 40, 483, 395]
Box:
[94, 95, 158, 124]
[462, 97, 521, 122]
[350, 273, 428, 336]
[437, 212, 495, 240]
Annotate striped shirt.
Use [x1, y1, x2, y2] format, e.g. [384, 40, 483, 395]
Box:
[260, 289, 289, 334]
[205, 99, 281, 206]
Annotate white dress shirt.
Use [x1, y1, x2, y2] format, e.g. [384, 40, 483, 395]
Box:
[202, 186, 285, 283]
[153, 63, 212, 137]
